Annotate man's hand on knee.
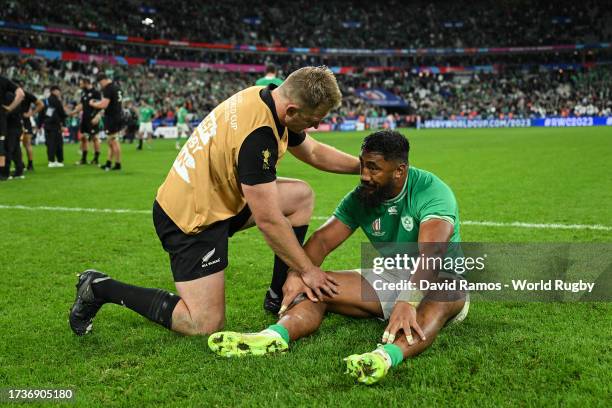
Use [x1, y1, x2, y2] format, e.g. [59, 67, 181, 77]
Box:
[382, 301, 426, 346]
[301, 267, 339, 301]
[279, 271, 319, 316]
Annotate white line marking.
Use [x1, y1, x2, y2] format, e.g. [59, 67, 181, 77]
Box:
[0, 204, 150, 215]
[460, 220, 612, 231]
[311, 216, 612, 231]
[1, 204, 610, 231]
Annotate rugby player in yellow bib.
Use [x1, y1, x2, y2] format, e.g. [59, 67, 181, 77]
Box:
[69, 67, 359, 338]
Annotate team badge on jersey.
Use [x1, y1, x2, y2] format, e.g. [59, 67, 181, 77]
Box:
[262, 149, 271, 170]
[371, 218, 385, 236]
[401, 215, 414, 231]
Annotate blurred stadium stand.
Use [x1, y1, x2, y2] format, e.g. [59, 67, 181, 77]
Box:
[1, 0, 610, 124]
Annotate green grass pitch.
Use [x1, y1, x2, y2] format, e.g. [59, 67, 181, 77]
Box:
[0, 127, 610, 406]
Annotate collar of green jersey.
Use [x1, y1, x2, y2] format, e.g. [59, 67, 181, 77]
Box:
[383, 169, 410, 205]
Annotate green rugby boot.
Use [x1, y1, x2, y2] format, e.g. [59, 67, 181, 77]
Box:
[344, 349, 390, 385]
[208, 331, 288, 357]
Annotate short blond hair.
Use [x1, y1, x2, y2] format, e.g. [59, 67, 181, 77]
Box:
[280, 66, 342, 111]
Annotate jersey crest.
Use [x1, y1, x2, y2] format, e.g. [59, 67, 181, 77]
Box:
[262, 149, 271, 170]
[401, 215, 414, 232]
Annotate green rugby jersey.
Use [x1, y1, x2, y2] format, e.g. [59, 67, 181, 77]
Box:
[255, 76, 283, 86]
[333, 167, 460, 244]
[139, 106, 155, 123]
[177, 107, 188, 124]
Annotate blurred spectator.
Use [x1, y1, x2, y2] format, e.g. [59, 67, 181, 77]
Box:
[2, 0, 610, 48]
[2, 54, 610, 122]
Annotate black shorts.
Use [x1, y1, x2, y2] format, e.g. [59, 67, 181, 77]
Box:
[152, 200, 252, 282]
[81, 130, 98, 142]
[22, 117, 33, 135]
[0, 111, 6, 156]
[105, 116, 124, 135]
[80, 120, 97, 139]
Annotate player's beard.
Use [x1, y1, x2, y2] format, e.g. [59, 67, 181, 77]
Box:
[356, 180, 396, 209]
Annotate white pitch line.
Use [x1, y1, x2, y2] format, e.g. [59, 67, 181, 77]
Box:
[307, 217, 612, 231]
[461, 220, 612, 231]
[0, 204, 150, 215]
[1, 204, 611, 231]
[460, 220, 612, 231]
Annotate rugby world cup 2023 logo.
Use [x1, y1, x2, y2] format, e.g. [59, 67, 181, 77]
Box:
[371, 218, 385, 236]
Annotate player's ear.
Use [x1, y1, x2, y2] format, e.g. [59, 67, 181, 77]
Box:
[396, 163, 407, 178]
[286, 105, 299, 118]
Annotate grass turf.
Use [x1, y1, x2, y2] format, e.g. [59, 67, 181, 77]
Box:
[0, 128, 610, 406]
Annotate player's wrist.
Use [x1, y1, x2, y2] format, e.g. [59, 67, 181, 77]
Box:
[301, 264, 320, 276]
[396, 289, 424, 308]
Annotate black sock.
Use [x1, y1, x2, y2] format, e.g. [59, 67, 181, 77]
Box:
[92, 279, 181, 329]
[104, 160, 111, 167]
[138, 139, 143, 149]
[269, 225, 309, 298]
[113, 162, 121, 169]
[93, 151, 100, 160]
[28, 160, 33, 166]
[82, 150, 88, 162]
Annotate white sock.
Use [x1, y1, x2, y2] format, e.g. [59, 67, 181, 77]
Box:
[372, 348, 393, 369]
[259, 328, 282, 338]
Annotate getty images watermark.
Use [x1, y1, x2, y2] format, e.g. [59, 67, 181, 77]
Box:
[360, 243, 609, 302]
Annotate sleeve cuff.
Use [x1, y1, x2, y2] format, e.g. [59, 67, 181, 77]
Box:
[421, 214, 455, 225]
[332, 213, 357, 230]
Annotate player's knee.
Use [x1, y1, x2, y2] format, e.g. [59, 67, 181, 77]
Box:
[303, 181, 315, 207]
[294, 180, 315, 214]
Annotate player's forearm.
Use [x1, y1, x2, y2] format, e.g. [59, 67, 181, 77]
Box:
[310, 143, 360, 174]
[301, 237, 328, 268]
[256, 216, 315, 274]
[68, 104, 81, 116]
[396, 268, 435, 305]
[91, 100, 109, 110]
[34, 100, 45, 115]
[5, 88, 24, 112]
[397, 247, 445, 303]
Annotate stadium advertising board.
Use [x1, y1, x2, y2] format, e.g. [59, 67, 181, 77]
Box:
[354, 88, 408, 107]
[306, 123, 333, 132]
[534, 117, 612, 127]
[422, 117, 612, 129]
[366, 117, 387, 130]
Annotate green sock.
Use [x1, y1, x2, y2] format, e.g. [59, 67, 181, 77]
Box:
[267, 324, 290, 344]
[382, 344, 404, 367]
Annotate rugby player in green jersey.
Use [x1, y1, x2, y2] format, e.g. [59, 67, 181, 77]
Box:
[255, 63, 284, 87]
[209, 130, 469, 385]
[137, 98, 156, 150]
